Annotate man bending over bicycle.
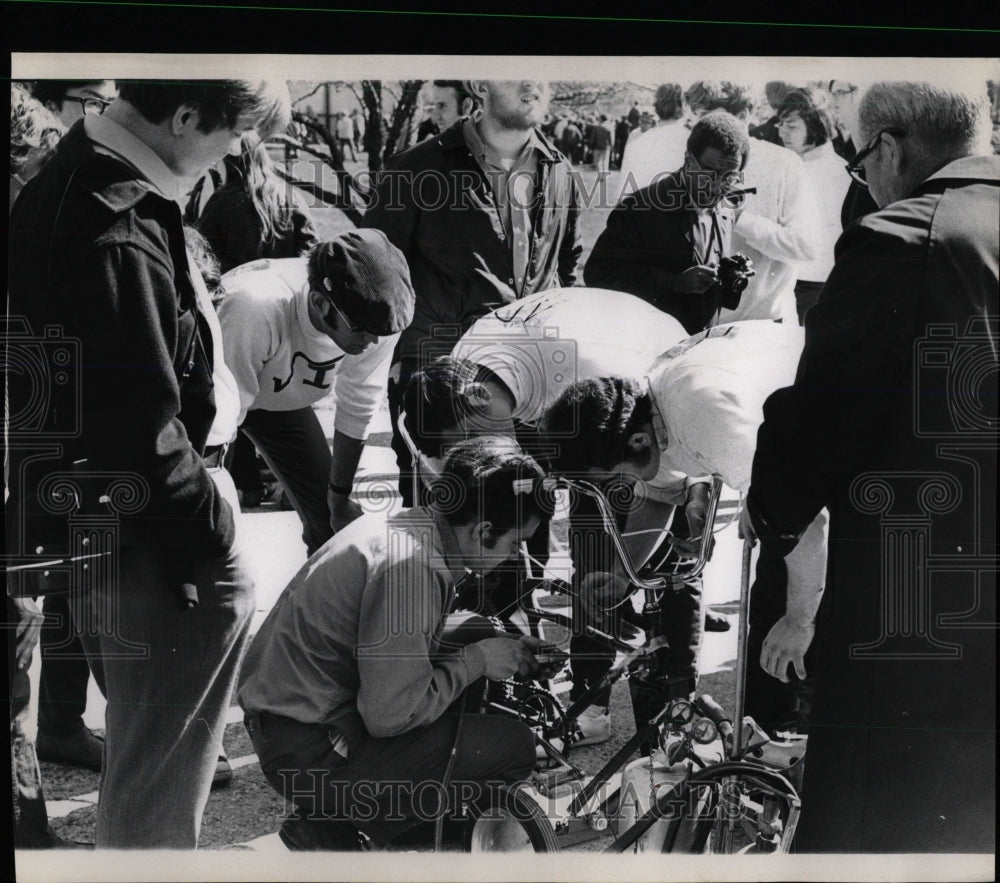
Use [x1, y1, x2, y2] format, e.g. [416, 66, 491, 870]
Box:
[540, 320, 828, 740]
[237, 436, 556, 850]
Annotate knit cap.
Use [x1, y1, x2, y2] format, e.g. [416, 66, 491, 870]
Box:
[311, 229, 415, 336]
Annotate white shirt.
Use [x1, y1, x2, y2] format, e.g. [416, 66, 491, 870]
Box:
[645, 320, 805, 502]
[617, 119, 690, 201]
[797, 142, 852, 282]
[217, 257, 398, 439]
[714, 139, 818, 326]
[451, 288, 688, 425]
[83, 114, 241, 446]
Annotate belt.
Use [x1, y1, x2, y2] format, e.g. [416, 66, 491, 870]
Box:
[203, 443, 229, 468]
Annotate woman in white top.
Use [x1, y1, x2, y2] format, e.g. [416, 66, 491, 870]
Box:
[776, 88, 852, 324]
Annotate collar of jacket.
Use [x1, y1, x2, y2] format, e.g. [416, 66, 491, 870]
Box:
[55, 123, 168, 214]
[435, 118, 561, 164]
[916, 153, 1000, 191]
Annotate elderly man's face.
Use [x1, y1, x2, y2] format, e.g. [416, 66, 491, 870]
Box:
[482, 80, 549, 131]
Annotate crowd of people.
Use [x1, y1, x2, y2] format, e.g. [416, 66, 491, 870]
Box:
[6, 73, 997, 856]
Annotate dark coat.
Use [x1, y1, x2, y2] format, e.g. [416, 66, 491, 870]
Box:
[361, 121, 581, 364]
[749, 155, 999, 852]
[584, 171, 736, 334]
[7, 122, 235, 594]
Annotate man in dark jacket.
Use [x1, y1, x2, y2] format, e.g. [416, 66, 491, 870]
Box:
[362, 78, 581, 505]
[6, 79, 290, 848]
[585, 111, 749, 334]
[746, 80, 998, 852]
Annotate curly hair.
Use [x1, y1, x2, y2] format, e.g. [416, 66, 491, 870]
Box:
[686, 112, 750, 167]
[434, 436, 556, 534]
[541, 377, 652, 474]
[402, 357, 505, 458]
[10, 83, 65, 178]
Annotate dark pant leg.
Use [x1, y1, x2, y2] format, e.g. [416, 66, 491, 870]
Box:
[251, 706, 535, 847]
[744, 544, 815, 735]
[37, 594, 91, 737]
[69, 467, 254, 848]
[387, 359, 418, 508]
[567, 488, 630, 707]
[241, 407, 333, 556]
[228, 430, 264, 494]
[8, 596, 58, 848]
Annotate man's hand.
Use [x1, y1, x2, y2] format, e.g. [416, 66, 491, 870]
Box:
[738, 504, 758, 543]
[760, 614, 815, 683]
[328, 490, 364, 534]
[672, 481, 714, 558]
[579, 571, 629, 632]
[673, 264, 719, 294]
[12, 597, 44, 671]
[476, 636, 539, 681]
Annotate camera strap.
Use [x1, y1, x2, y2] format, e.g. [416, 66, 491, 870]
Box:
[692, 210, 724, 268]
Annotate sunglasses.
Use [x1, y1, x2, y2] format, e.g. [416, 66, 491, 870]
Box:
[63, 95, 113, 115]
[319, 292, 367, 335]
[846, 127, 905, 187]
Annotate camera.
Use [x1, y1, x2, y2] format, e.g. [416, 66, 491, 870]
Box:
[713, 253, 756, 311]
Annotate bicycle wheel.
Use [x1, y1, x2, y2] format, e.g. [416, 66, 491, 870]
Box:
[660, 763, 800, 855]
[463, 785, 560, 853]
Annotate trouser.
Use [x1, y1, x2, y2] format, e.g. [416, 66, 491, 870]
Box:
[338, 137, 357, 162]
[228, 430, 265, 495]
[241, 406, 333, 556]
[69, 466, 255, 848]
[246, 699, 535, 847]
[568, 490, 703, 713]
[8, 596, 59, 848]
[387, 358, 419, 508]
[743, 544, 815, 736]
[38, 594, 91, 737]
[593, 147, 610, 172]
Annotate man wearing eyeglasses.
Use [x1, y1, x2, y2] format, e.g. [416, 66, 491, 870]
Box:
[746, 81, 998, 852]
[826, 79, 880, 226]
[29, 79, 117, 127]
[217, 230, 415, 555]
[586, 111, 751, 335]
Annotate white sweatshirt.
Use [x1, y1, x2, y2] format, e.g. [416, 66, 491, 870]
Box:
[218, 257, 397, 439]
[451, 288, 689, 424]
[645, 320, 805, 502]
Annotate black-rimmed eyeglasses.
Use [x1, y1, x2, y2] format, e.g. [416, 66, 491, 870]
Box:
[320, 293, 366, 335]
[63, 95, 114, 115]
[846, 127, 905, 187]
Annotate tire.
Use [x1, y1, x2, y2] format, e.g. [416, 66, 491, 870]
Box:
[659, 764, 799, 855]
[463, 785, 560, 853]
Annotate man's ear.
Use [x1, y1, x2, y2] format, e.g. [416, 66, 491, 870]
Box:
[626, 431, 653, 457]
[171, 104, 198, 137]
[467, 81, 489, 104]
[462, 381, 493, 412]
[472, 520, 495, 547]
[882, 131, 905, 174]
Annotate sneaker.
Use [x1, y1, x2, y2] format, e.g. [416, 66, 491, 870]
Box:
[279, 815, 363, 851]
[36, 724, 103, 772]
[705, 609, 731, 632]
[574, 705, 612, 747]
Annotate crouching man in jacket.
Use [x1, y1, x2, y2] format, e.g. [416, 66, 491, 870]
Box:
[237, 436, 555, 850]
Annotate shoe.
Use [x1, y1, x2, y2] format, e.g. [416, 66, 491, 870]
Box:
[279, 815, 363, 851]
[574, 705, 611, 747]
[705, 609, 731, 632]
[536, 592, 572, 609]
[212, 755, 232, 789]
[36, 725, 103, 772]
